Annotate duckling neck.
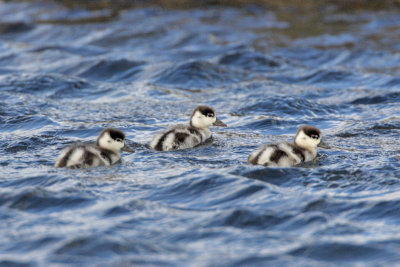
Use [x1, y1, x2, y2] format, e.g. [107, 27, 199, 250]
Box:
[294, 141, 317, 156]
[99, 146, 120, 156]
[189, 120, 209, 130]
[189, 122, 212, 140]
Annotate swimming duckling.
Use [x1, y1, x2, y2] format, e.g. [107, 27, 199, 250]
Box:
[150, 105, 227, 151]
[248, 125, 328, 167]
[55, 128, 133, 168]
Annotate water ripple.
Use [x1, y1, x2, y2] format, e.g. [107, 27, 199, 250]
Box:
[0, 2, 399, 266]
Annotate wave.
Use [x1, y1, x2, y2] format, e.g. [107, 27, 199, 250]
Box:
[0, 22, 34, 35]
[350, 92, 400, 105]
[76, 59, 145, 82]
[1, 187, 92, 212]
[218, 50, 282, 71]
[153, 60, 242, 90]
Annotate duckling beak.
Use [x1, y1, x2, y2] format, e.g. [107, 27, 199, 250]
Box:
[318, 140, 331, 149]
[121, 146, 135, 153]
[213, 117, 227, 127]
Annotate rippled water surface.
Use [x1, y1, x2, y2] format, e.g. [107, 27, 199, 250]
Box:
[1, 1, 400, 266]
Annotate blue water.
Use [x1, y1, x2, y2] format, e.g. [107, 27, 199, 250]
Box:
[1, 1, 400, 266]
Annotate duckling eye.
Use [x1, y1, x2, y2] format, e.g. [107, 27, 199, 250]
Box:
[311, 135, 319, 139]
[207, 113, 214, 118]
[116, 138, 123, 142]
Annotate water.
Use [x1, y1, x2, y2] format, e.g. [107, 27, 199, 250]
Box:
[1, 1, 400, 266]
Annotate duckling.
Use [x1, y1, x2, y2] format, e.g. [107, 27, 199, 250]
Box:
[55, 128, 133, 168]
[150, 105, 227, 151]
[248, 125, 328, 167]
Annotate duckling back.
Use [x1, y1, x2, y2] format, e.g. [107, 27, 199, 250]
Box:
[150, 125, 211, 151]
[248, 142, 312, 167]
[55, 144, 120, 168]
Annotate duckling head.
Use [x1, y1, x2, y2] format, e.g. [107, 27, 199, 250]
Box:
[190, 105, 227, 129]
[294, 125, 322, 150]
[97, 128, 126, 152]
